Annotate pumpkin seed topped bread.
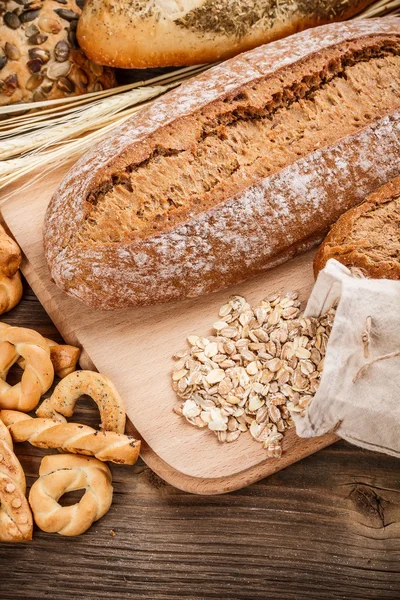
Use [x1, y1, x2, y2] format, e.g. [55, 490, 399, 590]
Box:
[0, 0, 115, 106]
[314, 177, 400, 279]
[77, 0, 375, 68]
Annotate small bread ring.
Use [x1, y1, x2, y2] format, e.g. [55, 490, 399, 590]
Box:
[36, 371, 126, 433]
[1, 410, 140, 465]
[29, 454, 113, 536]
[0, 420, 33, 542]
[0, 324, 54, 412]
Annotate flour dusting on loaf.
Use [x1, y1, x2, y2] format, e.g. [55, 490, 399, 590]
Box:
[45, 18, 400, 309]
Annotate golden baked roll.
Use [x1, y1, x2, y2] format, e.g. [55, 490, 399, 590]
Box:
[0, 224, 21, 278]
[0, 323, 54, 412]
[77, 0, 375, 68]
[37, 370, 126, 433]
[0, 0, 115, 106]
[314, 177, 400, 279]
[0, 225, 22, 315]
[1, 410, 141, 465]
[0, 271, 23, 314]
[29, 454, 113, 536]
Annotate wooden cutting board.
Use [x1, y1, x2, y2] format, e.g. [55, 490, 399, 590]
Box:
[1, 166, 337, 494]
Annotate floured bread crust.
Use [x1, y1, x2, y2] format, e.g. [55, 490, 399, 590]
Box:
[314, 176, 400, 279]
[44, 19, 400, 310]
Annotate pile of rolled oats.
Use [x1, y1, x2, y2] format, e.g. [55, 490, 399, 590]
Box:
[172, 292, 335, 458]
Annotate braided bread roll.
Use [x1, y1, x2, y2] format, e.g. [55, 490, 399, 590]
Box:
[0, 323, 54, 411]
[29, 454, 112, 536]
[1, 410, 140, 465]
[0, 419, 32, 542]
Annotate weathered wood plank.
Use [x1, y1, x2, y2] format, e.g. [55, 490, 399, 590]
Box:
[1, 284, 400, 600]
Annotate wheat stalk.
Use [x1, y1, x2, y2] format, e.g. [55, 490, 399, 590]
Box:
[0, 117, 134, 187]
[0, 86, 169, 160]
[0, 1, 399, 195]
[356, 0, 400, 18]
[0, 64, 213, 194]
[0, 63, 210, 119]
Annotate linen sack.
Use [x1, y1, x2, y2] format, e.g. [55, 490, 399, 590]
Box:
[292, 259, 400, 457]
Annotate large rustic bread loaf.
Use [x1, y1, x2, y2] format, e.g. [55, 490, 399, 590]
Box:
[76, 0, 374, 68]
[314, 176, 400, 279]
[0, 0, 115, 106]
[44, 18, 400, 310]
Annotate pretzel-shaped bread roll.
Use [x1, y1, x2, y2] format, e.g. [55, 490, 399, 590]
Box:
[29, 454, 113, 536]
[0, 419, 33, 542]
[37, 371, 126, 433]
[0, 324, 54, 412]
[1, 410, 140, 465]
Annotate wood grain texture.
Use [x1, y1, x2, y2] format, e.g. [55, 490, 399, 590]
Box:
[0, 267, 399, 600]
[1, 167, 337, 494]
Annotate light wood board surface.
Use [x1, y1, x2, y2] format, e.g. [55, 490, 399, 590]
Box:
[1, 166, 337, 494]
[2, 285, 400, 600]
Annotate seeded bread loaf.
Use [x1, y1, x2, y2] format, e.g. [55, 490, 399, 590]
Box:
[76, 0, 375, 68]
[314, 177, 400, 279]
[0, 0, 115, 106]
[45, 18, 400, 310]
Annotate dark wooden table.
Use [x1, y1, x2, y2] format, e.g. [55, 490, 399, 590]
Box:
[1, 281, 400, 600]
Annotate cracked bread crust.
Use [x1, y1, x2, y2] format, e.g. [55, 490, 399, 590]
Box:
[76, 0, 375, 68]
[314, 177, 400, 279]
[44, 18, 400, 310]
[78, 50, 400, 244]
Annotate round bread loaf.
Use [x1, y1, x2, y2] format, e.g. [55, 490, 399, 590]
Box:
[77, 0, 375, 68]
[313, 177, 400, 279]
[0, 0, 115, 106]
